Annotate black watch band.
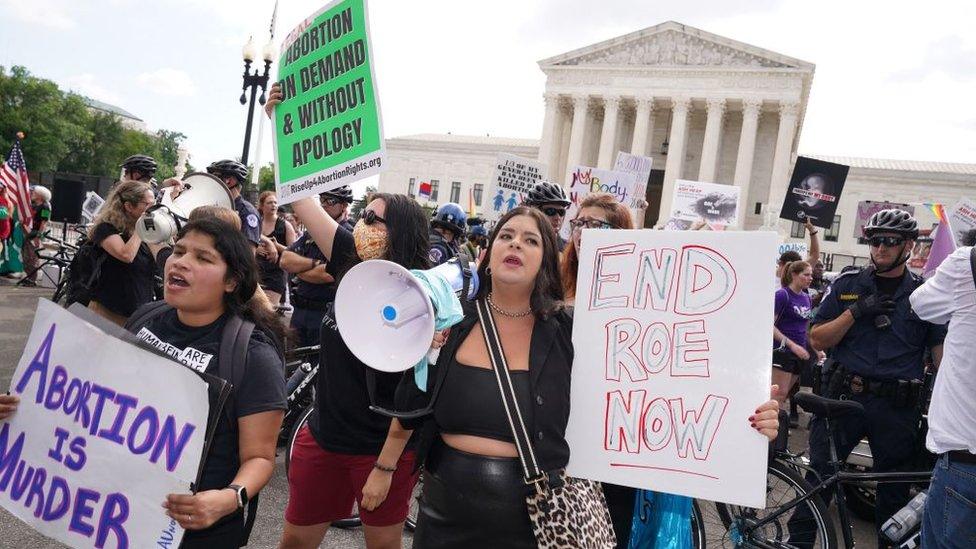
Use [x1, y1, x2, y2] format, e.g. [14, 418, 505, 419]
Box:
[228, 484, 248, 509]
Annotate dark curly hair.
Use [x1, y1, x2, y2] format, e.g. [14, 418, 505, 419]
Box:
[174, 218, 290, 346]
[475, 206, 564, 318]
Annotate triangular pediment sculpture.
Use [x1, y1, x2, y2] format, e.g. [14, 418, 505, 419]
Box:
[539, 21, 813, 70]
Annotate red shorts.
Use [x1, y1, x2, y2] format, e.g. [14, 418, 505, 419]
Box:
[285, 426, 419, 527]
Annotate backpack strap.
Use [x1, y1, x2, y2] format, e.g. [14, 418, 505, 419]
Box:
[218, 315, 254, 427]
[216, 314, 261, 545]
[123, 300, 172, 332]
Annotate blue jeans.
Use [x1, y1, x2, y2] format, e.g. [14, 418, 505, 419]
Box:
[921, 454, 976, 548]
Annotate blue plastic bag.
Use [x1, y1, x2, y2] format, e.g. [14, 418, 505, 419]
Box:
[628, 490, 692, 549]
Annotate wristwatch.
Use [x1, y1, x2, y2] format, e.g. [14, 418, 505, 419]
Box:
[228, 484, 248, 509]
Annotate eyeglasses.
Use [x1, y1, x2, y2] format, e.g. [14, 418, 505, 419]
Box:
[363, 210, 386, 225]
[540, 206, 567, 218]
[868, 235, 906, 248]
[569, 218, 616, 230]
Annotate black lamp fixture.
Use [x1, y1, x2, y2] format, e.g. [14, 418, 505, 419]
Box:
[239, 36, 275, 166]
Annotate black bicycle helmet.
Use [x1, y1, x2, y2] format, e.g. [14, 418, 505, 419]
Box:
[524, 180, 570, 207]
[863, 209, 919, 239]
[431, 202, 467, 235]
[120, 154, 158, 177]
[206, 159, 249, 185]
[322, 185, 354, 204]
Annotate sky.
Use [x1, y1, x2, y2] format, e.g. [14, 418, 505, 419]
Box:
[1, 0, 975, 196]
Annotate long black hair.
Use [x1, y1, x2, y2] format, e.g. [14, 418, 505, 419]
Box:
[349, 192, 430, 272]
[475, 206, 563, 318]
[174, 218, 290, 345]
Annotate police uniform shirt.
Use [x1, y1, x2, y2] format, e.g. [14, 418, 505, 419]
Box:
[429, 230, 458, 266]
[814, 267, 946, 380]
[234, 195, 262, 246]
[287, 232, 335, 305]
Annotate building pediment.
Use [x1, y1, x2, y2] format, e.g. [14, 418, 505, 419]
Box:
[539, 21, 813, 71]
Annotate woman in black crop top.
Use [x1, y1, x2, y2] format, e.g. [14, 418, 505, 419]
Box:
[393, 207, 575, 547]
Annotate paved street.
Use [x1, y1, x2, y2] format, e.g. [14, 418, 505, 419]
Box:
[0, 284, 875, 548]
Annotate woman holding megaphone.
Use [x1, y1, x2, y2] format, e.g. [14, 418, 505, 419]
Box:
[275, 188, 431, 547]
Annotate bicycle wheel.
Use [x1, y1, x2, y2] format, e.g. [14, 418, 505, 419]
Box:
[708, 459, 837, 548]
[285, 403, 316, 475]
[691, 498, 705, 548]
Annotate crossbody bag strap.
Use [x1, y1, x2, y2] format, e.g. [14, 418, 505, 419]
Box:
[475, 299, 544, 483]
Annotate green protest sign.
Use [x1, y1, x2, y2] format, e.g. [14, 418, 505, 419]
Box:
[273, 0, 385, 204]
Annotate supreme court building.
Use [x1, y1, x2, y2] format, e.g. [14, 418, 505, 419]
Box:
[377, 21, 976, 268]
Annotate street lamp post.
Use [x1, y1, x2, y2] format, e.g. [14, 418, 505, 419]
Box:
[239, 36, 273, 201]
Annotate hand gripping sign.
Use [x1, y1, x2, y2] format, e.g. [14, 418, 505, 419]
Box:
[0, 301, 209, 548]
[565, 229, 777, 509]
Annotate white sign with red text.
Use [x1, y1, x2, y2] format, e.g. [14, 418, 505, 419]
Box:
[565, 229, 776, 508]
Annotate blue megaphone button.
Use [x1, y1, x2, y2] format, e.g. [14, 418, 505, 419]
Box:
[382, 305, 397, 322]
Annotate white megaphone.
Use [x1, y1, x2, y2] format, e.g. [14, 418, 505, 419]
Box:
[334, 257, 479, 373]
[136, 172, 234, 244]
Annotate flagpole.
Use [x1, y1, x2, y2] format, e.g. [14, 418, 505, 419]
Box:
[248, 0, 279, 197]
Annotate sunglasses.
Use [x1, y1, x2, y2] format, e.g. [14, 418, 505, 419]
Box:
[868, 236, 906, 248]
[541, 206, 567, 218]
[569, 218, 616, 230]
[363, 210, 386, 225]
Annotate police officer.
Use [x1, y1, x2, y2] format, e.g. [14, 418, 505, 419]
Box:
[523, 180, 571, 251]
[120, 154, 157, 183]
[465, 224, 487, 259]
[205, 160, 263, 249]
[429, 202, 466, 266]
[789, 209, 946, 547]
[278, 189, 353, 346]
[321, 185, 355, 232]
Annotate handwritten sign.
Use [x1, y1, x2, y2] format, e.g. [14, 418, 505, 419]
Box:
[778, 242, 809, 258]
[562, 166, 638, 239]
[668, 180, 740, 227]
[272, 0, 386, 204]
[565, 230, 776, 508]
[484, 154, 547, 223]
[948, 198, 976, 245]
[1, 300, 209, 548]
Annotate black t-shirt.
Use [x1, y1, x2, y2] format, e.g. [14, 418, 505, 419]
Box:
[91, 222, 155, 316]
[31, 202, 50, 233]
[132, 308, 286, 534]
[306, 225, 406, 454]
[133, 309, 286, 485]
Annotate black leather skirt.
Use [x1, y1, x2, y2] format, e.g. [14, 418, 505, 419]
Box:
[413, 438, 536, 548]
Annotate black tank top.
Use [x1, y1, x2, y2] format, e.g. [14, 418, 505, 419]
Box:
[434, 359, 532, 443]
[264, 217, 287, 243]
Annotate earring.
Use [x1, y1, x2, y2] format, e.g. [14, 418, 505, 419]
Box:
[485, 267, 492, 276]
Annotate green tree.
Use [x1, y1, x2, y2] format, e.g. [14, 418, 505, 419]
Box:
[0, 65, 188, 180]
[258, 163, 275, 192]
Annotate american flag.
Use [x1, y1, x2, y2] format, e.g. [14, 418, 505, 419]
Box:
[1, 139, 32, 230]
[0, 139, 34, 230]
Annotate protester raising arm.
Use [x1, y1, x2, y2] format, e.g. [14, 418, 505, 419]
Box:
[805, 219, 821, 265]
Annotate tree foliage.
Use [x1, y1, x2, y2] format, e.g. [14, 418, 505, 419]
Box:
[0, 65, 187, 180]
[349, 185, 377, 221]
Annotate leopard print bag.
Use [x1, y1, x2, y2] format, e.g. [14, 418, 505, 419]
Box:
[477, 301, 617, 548]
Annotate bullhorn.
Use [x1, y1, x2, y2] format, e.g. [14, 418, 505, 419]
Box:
[334, 257, 478, 373]
[136, 172, 234, 244]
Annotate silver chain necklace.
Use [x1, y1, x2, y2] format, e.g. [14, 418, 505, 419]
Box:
[486, 293, 533, 318]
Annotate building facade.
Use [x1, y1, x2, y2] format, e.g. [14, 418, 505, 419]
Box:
[378, 21, 976, 268]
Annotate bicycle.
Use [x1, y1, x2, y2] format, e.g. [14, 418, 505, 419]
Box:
[701, 392, 932, 548]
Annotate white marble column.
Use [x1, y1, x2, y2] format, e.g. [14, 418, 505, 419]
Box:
[565, 95, 590, 181]
[732, 99, 762, 228]
[630, 96, 654, 157]
[767, 101, 800, 215]
[657, 97, 692, 224]
[537, 92, 560, 168]
[698, 98, 726, 183]
[597, 95, 621, 169]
